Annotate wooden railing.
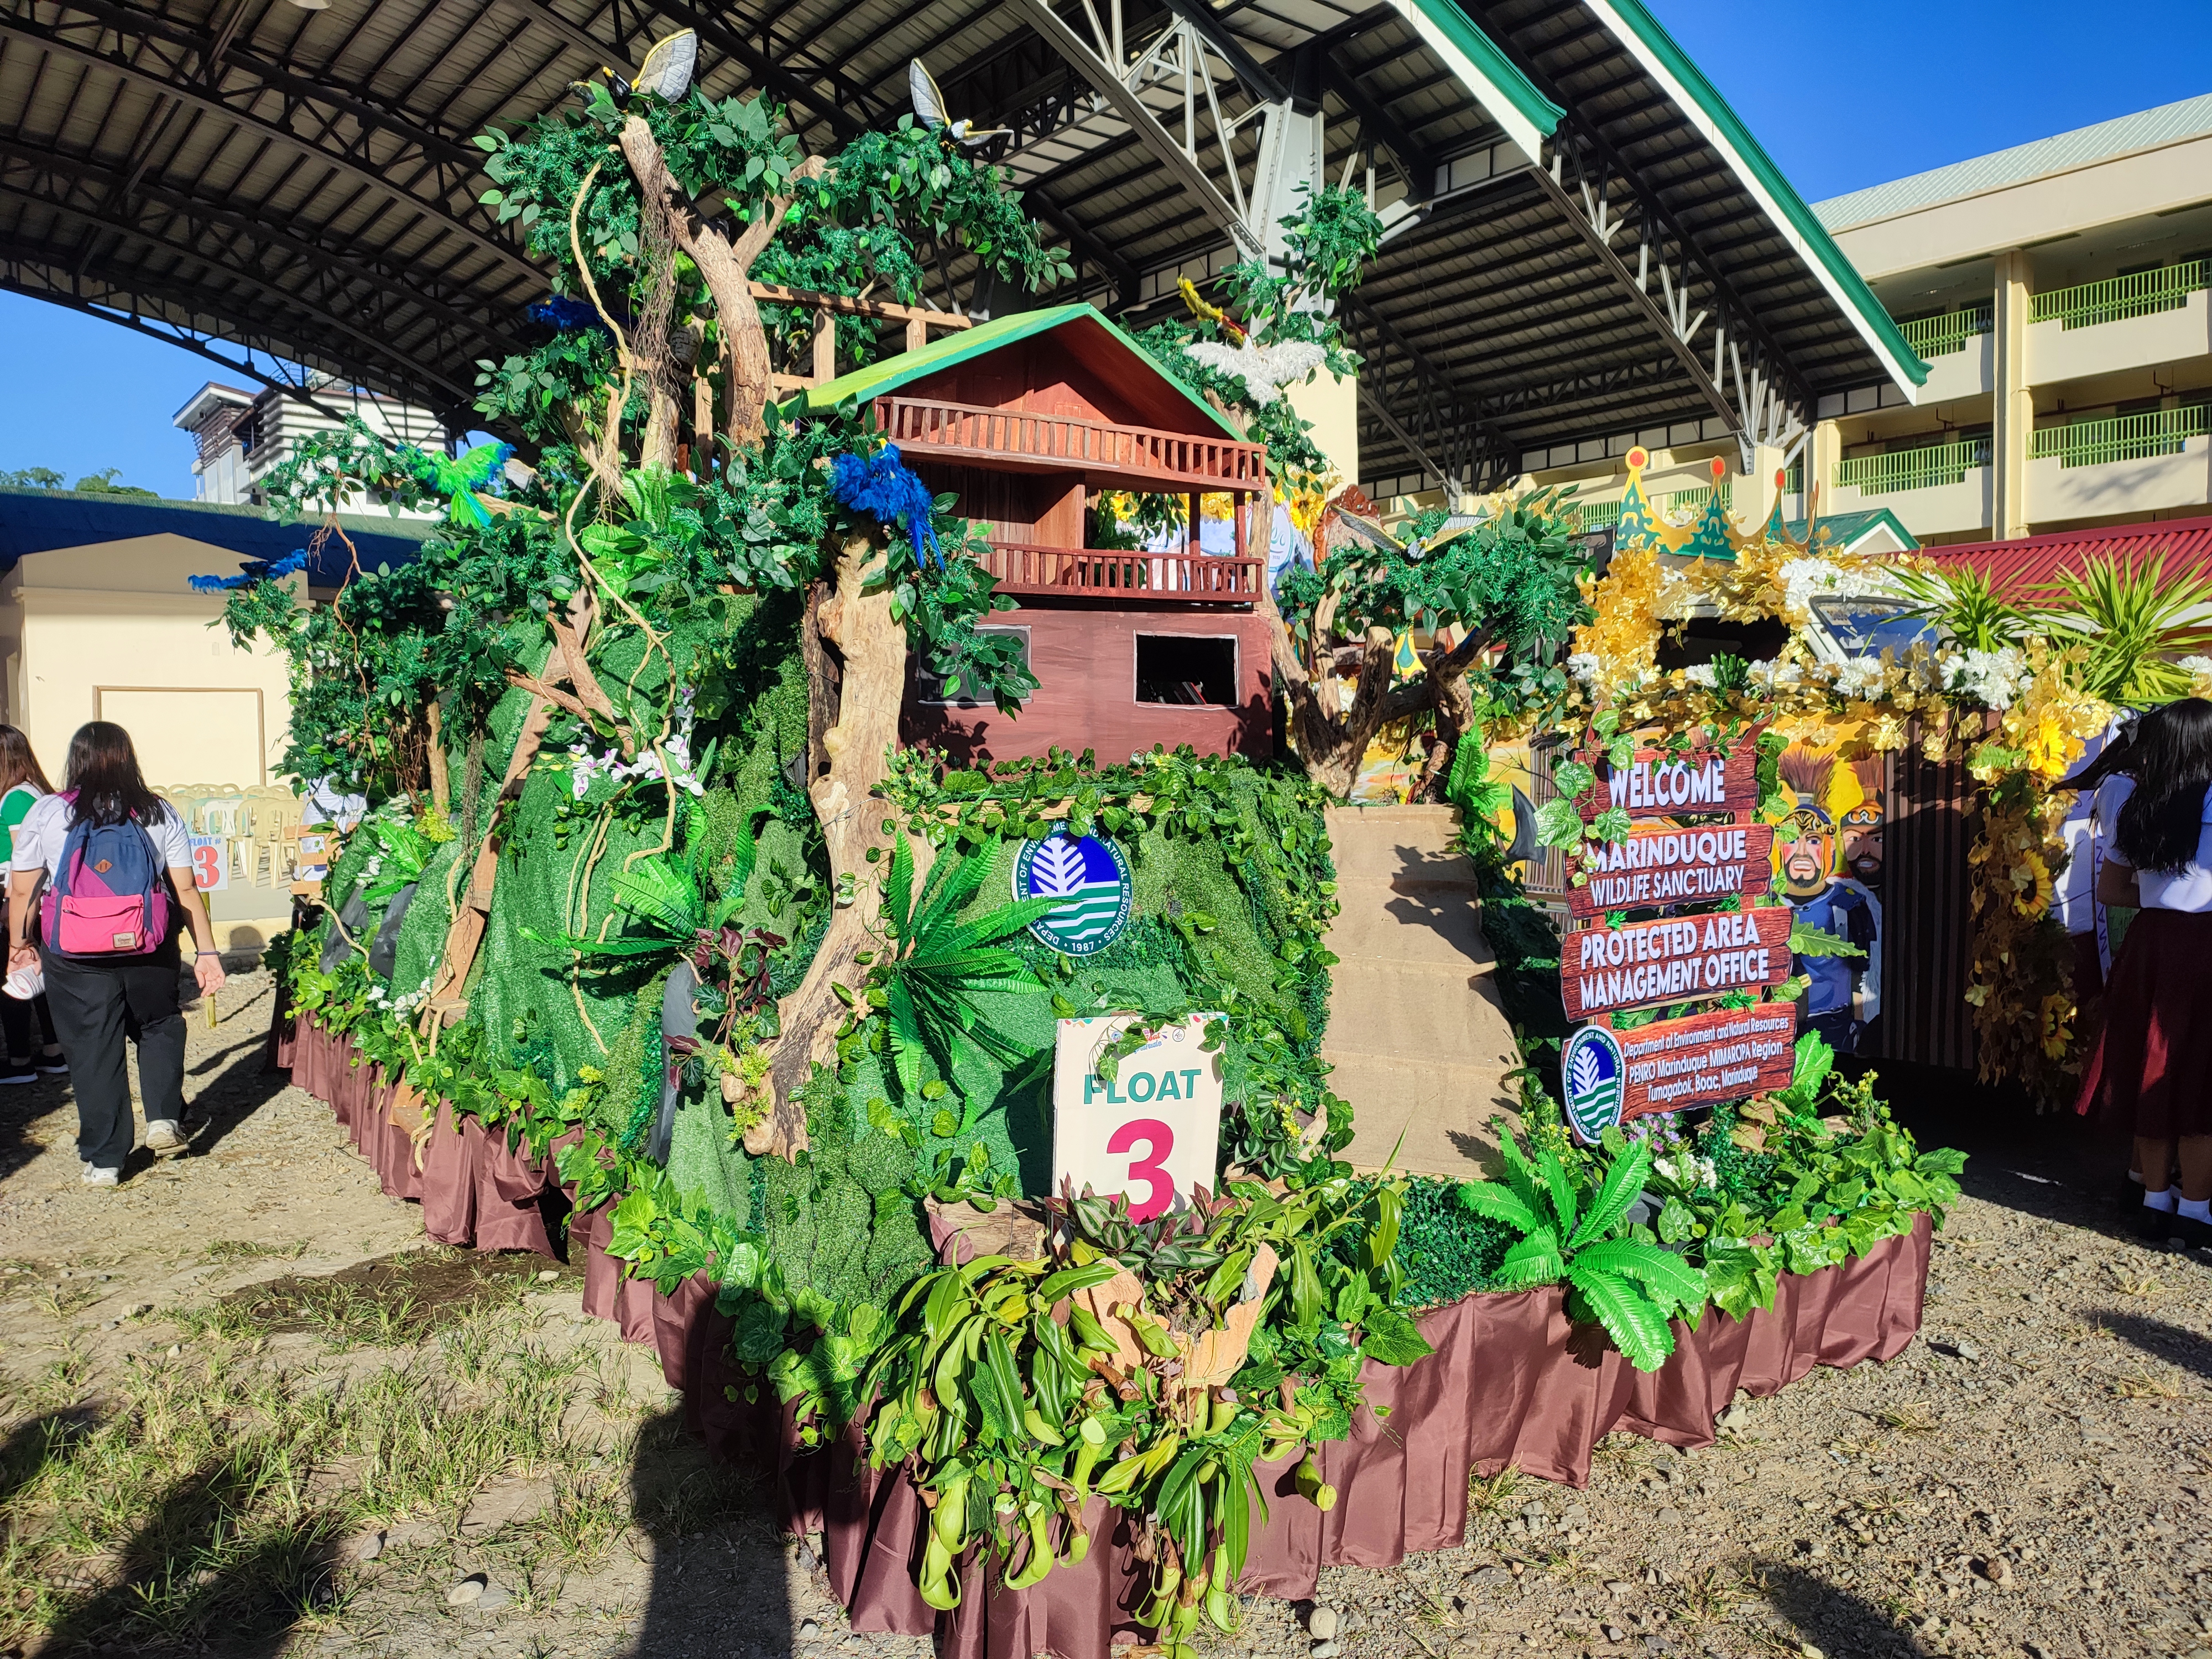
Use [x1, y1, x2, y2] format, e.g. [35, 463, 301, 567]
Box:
[979, 542, 1264, 601]
[878, 397, 1267, 491]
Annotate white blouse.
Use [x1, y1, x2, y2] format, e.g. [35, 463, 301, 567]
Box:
[2098, 775, 2212, 912]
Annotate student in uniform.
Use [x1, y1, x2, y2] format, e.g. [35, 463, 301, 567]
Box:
[0, 727, 64, 1083]
[3, 723, 225, 1187]
[2081, 698, 2212, 1245]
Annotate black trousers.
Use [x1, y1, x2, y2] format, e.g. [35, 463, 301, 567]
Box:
[41, 949, 185, 1172]
[0, 989, 55, 1060]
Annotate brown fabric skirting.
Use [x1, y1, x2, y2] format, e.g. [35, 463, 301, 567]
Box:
[279, 1013, 1931, 1659]
[2073, 906, 2212, 1138]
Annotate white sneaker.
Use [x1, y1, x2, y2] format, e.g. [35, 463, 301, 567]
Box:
[145, 1120, 187, 1157]
[81, 1166, 119, 1188]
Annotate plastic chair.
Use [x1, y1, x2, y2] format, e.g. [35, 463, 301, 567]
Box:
[200, 796, 246, 837]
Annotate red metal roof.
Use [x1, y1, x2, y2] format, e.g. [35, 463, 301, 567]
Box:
[1926, 515, 2212, 594]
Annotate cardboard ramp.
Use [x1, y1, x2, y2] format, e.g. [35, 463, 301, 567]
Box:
[1321, 804, 1522, 1178]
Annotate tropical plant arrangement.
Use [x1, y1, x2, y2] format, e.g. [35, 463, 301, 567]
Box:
[211, 47, 1989, 1644]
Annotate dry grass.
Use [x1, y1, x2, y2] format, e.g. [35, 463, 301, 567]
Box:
[2110, 1368, 2182, 1401]
[201, 1239, 310, 1265]
[1873, 1404, 1940, 1435]
[1467, 1466, 1523, 1521]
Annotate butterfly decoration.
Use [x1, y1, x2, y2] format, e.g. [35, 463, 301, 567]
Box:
[908, 59, 1010, 147]
[577, 28, 697, 107]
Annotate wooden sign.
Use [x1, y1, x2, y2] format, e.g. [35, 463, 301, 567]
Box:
[1562, 904, 1792, 1019]
[1053, 1015, 1224, 1222]
[1568, 823, 1775, 917]
[1562, 1003, 1799, 1139]
[1579, 741, 1760, 821]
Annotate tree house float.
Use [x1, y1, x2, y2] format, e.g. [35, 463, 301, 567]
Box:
[806, 304, 1273, 764]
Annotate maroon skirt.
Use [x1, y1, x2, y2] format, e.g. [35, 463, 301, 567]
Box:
[2076, 907, 2212, 1138]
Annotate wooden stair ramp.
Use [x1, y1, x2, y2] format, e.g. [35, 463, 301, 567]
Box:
[1320, 804, 1524, 1180]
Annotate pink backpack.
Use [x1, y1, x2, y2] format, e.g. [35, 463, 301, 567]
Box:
[40, 796, 170, 957]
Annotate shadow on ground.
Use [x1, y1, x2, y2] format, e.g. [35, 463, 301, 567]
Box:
[1759, 1561, 1923, 1658]
[631, 1405, 802, 1659]
[34, 1443, 346, 1658]
[2080, 1308, 2212, 1381]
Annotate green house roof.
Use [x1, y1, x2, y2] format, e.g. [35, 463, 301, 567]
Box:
[1787, 508, 1919, 555]
[803, 302, 1249, 442]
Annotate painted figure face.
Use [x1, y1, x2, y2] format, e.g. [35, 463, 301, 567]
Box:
[1782, 806, 1835, 900]
[1841, 799, 1884, 886]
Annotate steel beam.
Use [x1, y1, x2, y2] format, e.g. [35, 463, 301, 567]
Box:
[0, 11, 538, 287]
[1008, 0, 1264, 258]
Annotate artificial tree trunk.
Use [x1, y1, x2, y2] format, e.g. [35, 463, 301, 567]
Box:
[1253, 578, 1423, 801]
[619, 117, 824, 451]
[752, 528, 907, 1159]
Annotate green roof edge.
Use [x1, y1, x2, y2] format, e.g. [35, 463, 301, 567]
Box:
[805, 302, 1249, 441]
[1397, 0, 1564, 159]
[1591, 0, 1931, 394]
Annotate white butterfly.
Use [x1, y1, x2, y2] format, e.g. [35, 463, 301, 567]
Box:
[910, 59, 1011, 146]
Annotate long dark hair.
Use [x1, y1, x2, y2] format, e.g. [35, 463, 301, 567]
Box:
[2112, 698, 2212, 873]
[0, 727, 52, 796]
[62, 722, 170, 830]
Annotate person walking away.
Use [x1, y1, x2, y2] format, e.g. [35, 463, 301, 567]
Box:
[3, 723, 225, 1186]
[2075, 698, 2212, 1245]
[0, 727, 65, 1083]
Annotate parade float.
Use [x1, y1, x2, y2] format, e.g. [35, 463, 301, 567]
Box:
[232, 46, 1975, 1656]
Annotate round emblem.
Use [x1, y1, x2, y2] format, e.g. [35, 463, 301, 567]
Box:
[1562, 1024, 1626, 1142]
[1013, 827, 1133, 957]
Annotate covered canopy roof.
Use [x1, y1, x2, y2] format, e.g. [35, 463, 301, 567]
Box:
[0, 0, 1923, 493]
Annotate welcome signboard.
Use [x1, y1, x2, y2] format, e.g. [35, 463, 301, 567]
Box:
[1579, 742, 1760, 821]
[1053, 1014, 1224, 1222]
[1561, 904, 1792, 1018]
[1566, 823, 1776, 917]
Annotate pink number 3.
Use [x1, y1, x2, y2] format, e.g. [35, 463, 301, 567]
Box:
[1107, 1118, 1175, 1221]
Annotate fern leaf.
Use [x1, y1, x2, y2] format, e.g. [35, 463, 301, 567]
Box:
[1455, 1180, 1543, 1237]
[1568, 1138, 1651, 1250]
[610, 857, 703, 940]
[1565, 1265, 1676, 1371]
[1536, 1145, 1579, 1240]
[886, 832, 917, 939]
[1496, 1130, 1550, 1225]
[1491, 1231, 1566, 1289]
[1569, 1239, 1708, 1315]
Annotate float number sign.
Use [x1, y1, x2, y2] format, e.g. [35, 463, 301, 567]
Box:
[1052, 1014, 1223, 1222]
[188, 834, 228, 893]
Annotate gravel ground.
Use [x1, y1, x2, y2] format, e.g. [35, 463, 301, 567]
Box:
[0, 983, 2203, 1658]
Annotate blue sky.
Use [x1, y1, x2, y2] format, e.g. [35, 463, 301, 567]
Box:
[2, 0, 2208, 498]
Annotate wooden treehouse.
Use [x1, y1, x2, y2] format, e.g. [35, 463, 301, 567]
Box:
[804, 303, 1274, 764]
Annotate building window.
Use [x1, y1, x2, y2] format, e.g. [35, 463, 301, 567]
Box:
[1135, 633, 1237, 706]
[917, 626, 1030, 707]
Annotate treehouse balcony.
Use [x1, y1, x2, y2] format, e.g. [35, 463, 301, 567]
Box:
[874, 397, 1268, 495]
[978, 542, 1264, 602]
